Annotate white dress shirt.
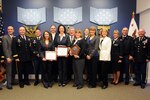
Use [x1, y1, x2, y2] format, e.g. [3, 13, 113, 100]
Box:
[51, 33, 56, 40]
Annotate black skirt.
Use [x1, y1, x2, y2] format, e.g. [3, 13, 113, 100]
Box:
[111, 61, 121, 73]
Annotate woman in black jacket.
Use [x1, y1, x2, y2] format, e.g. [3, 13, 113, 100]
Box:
[54, 24, 71, 87]
[71, 29, 86, 89]
[39, 31, 55, 88]
[111, 30, 123, 85]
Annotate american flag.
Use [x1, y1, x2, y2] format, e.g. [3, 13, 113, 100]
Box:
[0, 11, 5, 36]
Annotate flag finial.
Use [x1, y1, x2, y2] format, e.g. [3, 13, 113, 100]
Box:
[132, 11, 135, 18]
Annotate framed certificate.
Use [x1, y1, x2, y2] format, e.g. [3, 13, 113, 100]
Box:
[70, 45, 81, 55]
[45, 51, 57, 61]
[57, 46, 68, 57]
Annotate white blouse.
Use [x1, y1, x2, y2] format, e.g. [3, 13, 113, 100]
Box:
[99, 36, 112, 61]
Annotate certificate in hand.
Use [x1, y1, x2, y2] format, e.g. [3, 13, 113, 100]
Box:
[45, 51, 57, 61]
[70, 45, 81, 55]
[57, 46, 68, 57]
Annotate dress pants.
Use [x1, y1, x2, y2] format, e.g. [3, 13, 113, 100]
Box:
[67, 56, 73, 81]
[87, 56, 98, 86]
[134, 62, 146, 85]
[73, 59, 85, 86]
[97, 61, 102, 82]
[100, 61, 110, 86]
[58, 57, 67, 84]
[17, 61, 32, 83]
[33, 57, 42, 81]
[42, 61, 53, 83]
[122, 55, 130, 83]
[52, 61, 58, 82]
[5, 61, 12, 87]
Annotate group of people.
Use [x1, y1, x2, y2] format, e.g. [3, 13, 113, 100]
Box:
[0, 24, 150, 90]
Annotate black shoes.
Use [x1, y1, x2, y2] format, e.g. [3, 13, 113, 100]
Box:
[19, 83, 24, 88]
[58, 83, 66, 87]
[111, 81, 115, 84]
[43, 82, 54, 88]
[133, 82, 146, 89]
[114, 82, 119, 85]
[7, 86, 13, 90]
[101, 85, 108, 89]
[58, 83, 61, 87]
[43, 82, 49, 89]
[77, 85, 83, 89]
[62, 84, 66, 87]
[88, 85, 96, 88]
[111, 81, 119, 85]
[141, 84, 146, 89]
[133, 83, 140, 86]
[72, 84, 78, 87]
[34, 81, 39, 86]
[48, 83, 53, 88]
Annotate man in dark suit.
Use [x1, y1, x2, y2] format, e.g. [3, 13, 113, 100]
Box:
[12, 26, 32, 88]
[31, 29, 42, 86]
[133, 29, 150, 89]
[50, 25, 58, 82]
[67, 27, 75, 82]
[119, 27, 134, 85]
[2, 26, 16, 89]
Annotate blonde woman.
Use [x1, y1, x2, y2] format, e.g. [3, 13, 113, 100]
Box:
[99, 28, 111, 89]
[71, 29, 86, 89]
[111, 30, 123, 85]
[86, 26, 99, 88]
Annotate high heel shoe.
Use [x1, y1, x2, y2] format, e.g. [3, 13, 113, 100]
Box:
[114, 82, 119, 85]
[43, 82, 48, 89]
[111, 81, 115, 84]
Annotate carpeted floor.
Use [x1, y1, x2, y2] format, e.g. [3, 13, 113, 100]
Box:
[0, 82, 150, 100]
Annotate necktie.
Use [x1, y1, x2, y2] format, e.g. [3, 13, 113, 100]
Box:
[139, 38, 142, 42]
[71, 36, 73, 43]
[37, 37, 40, 40]
[113, 40, 115, 44]
[23, 35, 26, 40]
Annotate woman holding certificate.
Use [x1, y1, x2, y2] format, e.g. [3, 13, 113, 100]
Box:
[39, 31, 55, 88]
[86, 26, 99, 88]
[54, 24, 71, 87]
[70, 29, 86, 89]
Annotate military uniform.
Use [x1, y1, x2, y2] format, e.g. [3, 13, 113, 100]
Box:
[133, 36, 150, 87]
[119, 35, 134, 84]
[12, 35, 32, 87]
[30, 37, 42, 85]
[111, 38, 123, 72]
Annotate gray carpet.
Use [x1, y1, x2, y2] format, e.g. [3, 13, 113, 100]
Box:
[0, 82, 150, 100]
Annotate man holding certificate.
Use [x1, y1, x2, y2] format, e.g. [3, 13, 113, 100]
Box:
[54, 24, 71, 87]
[39, 31, 55, 88]
[70, 29, 86, 89]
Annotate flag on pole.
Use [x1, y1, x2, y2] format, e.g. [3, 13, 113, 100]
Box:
[0, 11, 5, 36]
[128, 12, 139, 38]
